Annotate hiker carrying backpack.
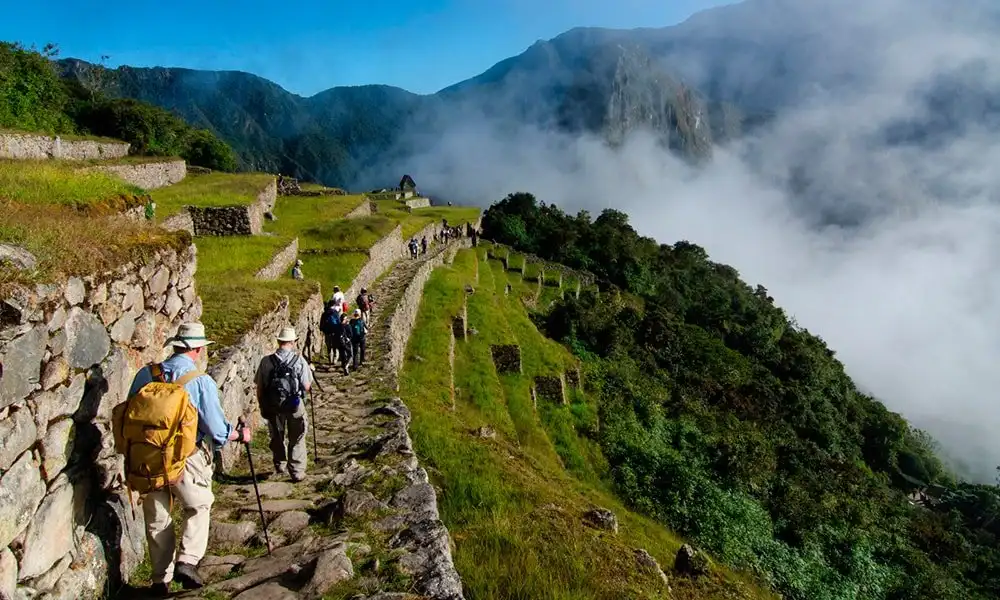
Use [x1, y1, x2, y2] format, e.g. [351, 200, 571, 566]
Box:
[112, 364, 200, 494]
[259, 355, 303, 419]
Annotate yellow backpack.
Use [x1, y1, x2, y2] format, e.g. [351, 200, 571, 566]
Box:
[112, 364, 201, 495]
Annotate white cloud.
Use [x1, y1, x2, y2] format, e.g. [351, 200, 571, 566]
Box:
[388, 0, 1000, 482]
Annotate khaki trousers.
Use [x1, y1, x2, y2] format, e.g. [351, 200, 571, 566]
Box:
[267, 412, 308, 478]
[142, 448, 214, 583]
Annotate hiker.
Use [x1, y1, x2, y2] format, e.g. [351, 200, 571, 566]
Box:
[338, 312, 353, 375]
[254, 327, 312, 483]
[421, 236, 428, 254]
[329, 285, 345, 313]
[356, 287, 372, 323]
[118, 322, 251, 596]
[408, 238, 419, 259]
[291, 259, 304, 280]
[471, 228, 479, 247]
[319, 301, 342, 363]
[349, 308, 368, 369]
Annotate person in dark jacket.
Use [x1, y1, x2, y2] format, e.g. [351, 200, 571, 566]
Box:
[319, 301, 342, 363]
[349, 308, 368, 368]
[338, 312, 353, 375]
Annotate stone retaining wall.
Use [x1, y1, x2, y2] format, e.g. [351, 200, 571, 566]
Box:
[404, 197, 431, 210]
[490, 345, 522, 375]
[209, 291, 323, 471]
[160, 211, 194, 235]
[346, 225, 407, 303]
[0, 133, 130, 161]
[88, 160, 187, 190]
[533, 375, 567, 405]
[0, 245, 200, 600]
[177, 179, 277, 237]
[254, 238, 299, 281]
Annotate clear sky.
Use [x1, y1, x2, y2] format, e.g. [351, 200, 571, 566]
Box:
[2, 0, 733, 97]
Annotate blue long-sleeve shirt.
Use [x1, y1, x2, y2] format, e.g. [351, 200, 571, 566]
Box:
[127, 354, 233, 448]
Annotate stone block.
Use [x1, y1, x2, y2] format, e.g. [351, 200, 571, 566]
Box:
[63, 308, 110, 369]
[566, 367, 581, 389]
[19, 475, 74, 580]
[533, 375, 567, 405]
[490, 344, 522, 374]
[0, 451, 46, 548]
[0, 325, 47, 409]
[0, 406, 37, 471]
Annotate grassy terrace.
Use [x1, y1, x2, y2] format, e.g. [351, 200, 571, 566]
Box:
[399, 249, 775, 600]
[0, 127, 122, 143]
[0, 159, 187, 287]
[373, 199, 480, 239]
[151, 171, 274, 218]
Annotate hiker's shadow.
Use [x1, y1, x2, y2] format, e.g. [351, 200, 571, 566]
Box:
[214, 472, 275, 485]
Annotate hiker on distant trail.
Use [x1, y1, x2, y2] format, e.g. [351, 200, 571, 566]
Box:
[254, 326, 312, 483]
[356, 287, 373, 323]
[291, 259, 304, 280]
[320, 301, 342, 363]
[117, 322, 251, 596]
[330, 285, 345, 313]
[421, 236, 428, 254]
[471, 228, 479, 247]
[349, 308, 368, 369]
[408, 237, 419, 259]
[338, 312, 353, 375]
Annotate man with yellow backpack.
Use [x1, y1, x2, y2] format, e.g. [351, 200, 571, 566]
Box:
[114, 322, 251, 597]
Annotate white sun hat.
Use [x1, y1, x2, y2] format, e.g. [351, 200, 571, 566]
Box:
[276, 326, 298, 342]
[168, 322, 215, 349]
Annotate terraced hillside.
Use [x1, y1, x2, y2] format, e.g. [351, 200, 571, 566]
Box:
[398, 246, 776, 600]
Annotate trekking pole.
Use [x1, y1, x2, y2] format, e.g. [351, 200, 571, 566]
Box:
[306, 362, 322, 463]
[238, 418, 271, 555]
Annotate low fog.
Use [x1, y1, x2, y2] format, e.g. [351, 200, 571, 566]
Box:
[384, 0, 1000, 482]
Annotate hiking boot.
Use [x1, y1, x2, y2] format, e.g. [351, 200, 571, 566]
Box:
[290, 473, 306, 483]
[173, 562, 204, 589]
[147, 582, 170, 598]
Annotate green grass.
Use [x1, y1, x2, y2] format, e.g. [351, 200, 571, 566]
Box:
[398, 248, 776, 600]
[0, 159, 141, 207]
[296, 215, 396, 253]
[200, 276, 317, 350]
[195, 235, 294, 279]
[151, 171, 274, 217]
[297, 252, 369, 296]
[373, 198, 480, 239]
[0, 160, 189, 286]
[263, 195, 368, 245]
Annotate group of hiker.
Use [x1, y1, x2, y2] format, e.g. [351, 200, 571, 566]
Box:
[319, 285, 373, 376]
[107, 221, 486, 596]
[113, 302, 369, 595]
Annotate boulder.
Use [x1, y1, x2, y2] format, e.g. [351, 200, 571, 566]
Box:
[232, 582, 299, 600]
[342, 490, 385, 519]
[109, 314, 136, 344]
[633, 548, 669, 586]
[270, 511, 311, 538]
[582, 508, 618, 533]
[674, 544, 709, 577]
[208, 521, 258, 547]
[46, 307, 66, 333]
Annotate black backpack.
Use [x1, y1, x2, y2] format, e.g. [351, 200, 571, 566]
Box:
[261, 356, 300, 418]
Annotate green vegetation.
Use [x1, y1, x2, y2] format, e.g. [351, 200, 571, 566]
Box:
[0, 161, 189, 286]
[299, 215, 396, 252]
[0, 159, 139, 208]
[0, 42, 236, 171]
[373, 199, 480, 239]
[400, 248, 772, 600]
[151, 171, 274, 217]
[482, 192, 1000, 600]
[264, 195, 367, 245]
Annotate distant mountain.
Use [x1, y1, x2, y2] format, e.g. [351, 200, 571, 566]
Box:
[57, 0, 998, 189]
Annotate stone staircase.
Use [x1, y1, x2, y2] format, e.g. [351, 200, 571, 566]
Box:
[177, 245, 464, 600]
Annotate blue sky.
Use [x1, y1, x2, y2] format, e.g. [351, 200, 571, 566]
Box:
[3, 1, 732, 96]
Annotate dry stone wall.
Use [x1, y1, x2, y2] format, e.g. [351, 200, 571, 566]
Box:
[175, 179, 277, 237]
[345, 224, 407, 302]
[160, 211, 194, 235]
[254, 238, 299, 281]
[0, 133, 129, 161]
[490, 345, 522, 375]
[88, 160, 186, 190]
[533, 375, 567, 405]
[0, 245, 200, 600]
[404, 198, 431, 210]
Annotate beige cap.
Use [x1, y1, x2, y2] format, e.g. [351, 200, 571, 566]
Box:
[168, 322, 215, 349]
[276, 326, 298, 342]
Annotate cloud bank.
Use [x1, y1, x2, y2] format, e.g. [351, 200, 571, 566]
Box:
[392, 0, 1000, 481]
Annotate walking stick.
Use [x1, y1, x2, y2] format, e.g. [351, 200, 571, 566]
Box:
[306, 362, 322, 463]
[238, 418, 272, 555]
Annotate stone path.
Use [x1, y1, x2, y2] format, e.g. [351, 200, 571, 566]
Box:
[176, 245, 464, 600]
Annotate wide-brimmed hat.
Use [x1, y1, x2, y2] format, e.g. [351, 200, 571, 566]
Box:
[277, 326, 298, 342]
[168, 322, 215, 350]
[353, 309, 361, 317]
[295, 259, 303, 266]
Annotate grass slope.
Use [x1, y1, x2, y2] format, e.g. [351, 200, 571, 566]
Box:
[399, 248, 774, 600]
[151, 171, 274, 217]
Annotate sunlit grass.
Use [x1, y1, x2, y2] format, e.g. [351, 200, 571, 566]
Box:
[151, 171, 274, 217]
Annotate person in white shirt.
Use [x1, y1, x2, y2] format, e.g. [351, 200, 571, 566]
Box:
[330, 285, 345, 312]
